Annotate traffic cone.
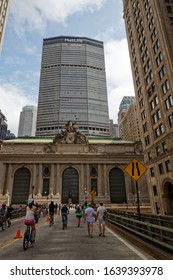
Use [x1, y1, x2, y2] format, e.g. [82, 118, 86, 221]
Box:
[14, 226, 22, 239]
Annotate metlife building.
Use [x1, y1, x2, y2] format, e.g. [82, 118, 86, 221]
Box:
[36, 36, 110, 137]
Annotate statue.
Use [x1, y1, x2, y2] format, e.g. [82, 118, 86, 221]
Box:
[53, 120, 88, 144]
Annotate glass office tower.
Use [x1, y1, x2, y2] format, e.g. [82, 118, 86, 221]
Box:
[36, 36, 110, 137]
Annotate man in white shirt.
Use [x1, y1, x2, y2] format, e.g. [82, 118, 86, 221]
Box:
[97, 202, 107, 237]
[85, 203, 96, 238]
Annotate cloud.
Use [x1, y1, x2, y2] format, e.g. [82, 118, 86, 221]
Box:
[0, 83, 37, 135]
[10, 0, 107, 37]
[104, 38, 135, 122]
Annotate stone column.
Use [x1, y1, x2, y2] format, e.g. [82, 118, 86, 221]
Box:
[5, 164, 13, 204]
[0, 163, 6, 195]
[80, 164, 84, 195]
[50, 164, 55, 195]
[86, 164, 90, 195]
[32, 164, 37, 193]
[104, 164, 108, 195]
[37, 164, 43, 196]
[97, 164, 102, 196]
[54, 164, 61, 202]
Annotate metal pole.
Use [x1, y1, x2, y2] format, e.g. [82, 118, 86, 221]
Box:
[136, 181, 141, 221]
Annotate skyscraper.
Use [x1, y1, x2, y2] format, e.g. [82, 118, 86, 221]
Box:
[0, 0, 10, 52]
[36, 36, 110, 137]
[0, 110, 7, 139]
[18, 106, 37, 137]
[123, 0, 173, 214]
[118, 96, 135, 124]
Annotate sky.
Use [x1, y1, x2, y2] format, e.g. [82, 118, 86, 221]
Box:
[0, 0, 135, 136]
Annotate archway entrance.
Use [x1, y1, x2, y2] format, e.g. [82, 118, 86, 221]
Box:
[62, 168, 79, 204]
[164, 181, 173, 215]
[109, 167, 126, 203]
[11, 167, 31, 204]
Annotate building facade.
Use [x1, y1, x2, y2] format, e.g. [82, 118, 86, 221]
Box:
[119, 101, 141, 141]
[0, 110, 7, 139]
[18, 105, 37, 137]
[123, 0, 173, 214]
[118, 96, 135, 124]
[0, 123, 150, 208]
[109, 119, 119, 138]
[36, 36, 110, 138]
[0, 0, 10, 51]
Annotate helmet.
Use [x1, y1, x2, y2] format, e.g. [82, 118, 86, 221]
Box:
[28, 198, 34, 205]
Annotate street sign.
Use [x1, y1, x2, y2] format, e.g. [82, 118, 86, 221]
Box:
[91, 190, 97, 197]
[124, 158, 147, 181]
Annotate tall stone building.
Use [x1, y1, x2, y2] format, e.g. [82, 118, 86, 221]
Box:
[119, 100, 141, 142]
[0, 110, 7, 139]
[0, 0, 10, 51]
[118, 96, 135, 124]
[123, 0, 173, 214]
[36, 36, 110, 138]
[18, 105, 37, 137]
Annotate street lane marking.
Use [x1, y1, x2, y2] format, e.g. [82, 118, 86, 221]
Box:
[106, 227, 155, 260]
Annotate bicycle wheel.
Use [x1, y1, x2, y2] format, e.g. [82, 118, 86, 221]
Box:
[23, 233, 29, 250]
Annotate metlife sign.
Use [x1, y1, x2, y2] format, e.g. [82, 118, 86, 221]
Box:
[64, 38, 83, 43]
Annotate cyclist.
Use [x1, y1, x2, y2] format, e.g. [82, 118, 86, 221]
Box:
[49, 201, 55, 225]
[24, 198, 37, 243]
[61, 204, 69, 228]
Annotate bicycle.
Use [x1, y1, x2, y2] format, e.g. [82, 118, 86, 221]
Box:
[23, 225, 33, 250]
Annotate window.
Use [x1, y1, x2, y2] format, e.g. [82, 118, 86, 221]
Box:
[145, 135, 150, 145]
[156, 146, 160, 156]
[148, 151, 152, 160]
[150, 167, 155, 177]
[162, 141, 168, 152]
[167, 6, 173, 13]
[153, 185, 157, 196]
[159, 163, 164, 174]
[162, 79, 170, 94]
[159, 65, 166, 80]
[165, 160, 172, 172]
[168, 113, 173, 127]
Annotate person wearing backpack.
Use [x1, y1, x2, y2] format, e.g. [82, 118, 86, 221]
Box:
[75, 205, 82, 227]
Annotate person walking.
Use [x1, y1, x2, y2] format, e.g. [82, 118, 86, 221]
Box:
[97, 202, 107, 237]
[6, 204, 14, 227]
[48, 201, 55, 225]
[82, 201, 88, 223]
[75, 205, 82, 227]
[84, 203, 96, 238]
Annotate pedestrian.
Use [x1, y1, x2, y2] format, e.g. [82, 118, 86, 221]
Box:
[6, 204, 14, 227]
[97, 202, 107, 237]
[49, 201, 55, 225]
[75, 205, 82, 227]
[18, 204, 22, 217]
[82, 201, 88, 223]
[85, 203, 96, 238]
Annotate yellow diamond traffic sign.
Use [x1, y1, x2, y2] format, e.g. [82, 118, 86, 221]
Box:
[124, 159, 147, 181]
[91, 190, 97, 197]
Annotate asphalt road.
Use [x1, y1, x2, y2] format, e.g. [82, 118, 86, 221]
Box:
[0, 209, 151, 260]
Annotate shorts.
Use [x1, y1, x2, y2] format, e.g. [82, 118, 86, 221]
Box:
[24, 219, 35, 225]
[87, 220, 94, 225]
[98, 218, 106, 225]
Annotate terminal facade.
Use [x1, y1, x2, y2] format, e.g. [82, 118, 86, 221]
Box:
[0, 123, 149, 209]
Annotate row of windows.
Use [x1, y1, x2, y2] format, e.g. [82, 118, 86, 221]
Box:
[150, 160, 172, 177]
[148, 141, 168, 160]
